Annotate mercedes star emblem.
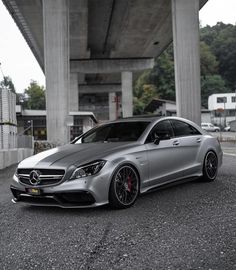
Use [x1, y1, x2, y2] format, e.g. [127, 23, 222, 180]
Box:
[29, 170, 41, 186]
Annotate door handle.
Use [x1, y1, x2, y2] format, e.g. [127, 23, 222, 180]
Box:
[196, 138, 202, 143]
[173, 140, 179, 146]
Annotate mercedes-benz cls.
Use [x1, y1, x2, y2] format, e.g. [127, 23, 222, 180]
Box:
[11, 116, 223, 209]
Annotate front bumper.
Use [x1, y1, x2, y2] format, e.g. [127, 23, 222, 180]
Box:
[10, 168, 113, 208]
[10, 186, 100, 208]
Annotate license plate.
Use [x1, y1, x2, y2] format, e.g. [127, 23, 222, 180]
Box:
[26, 188, 41, 195]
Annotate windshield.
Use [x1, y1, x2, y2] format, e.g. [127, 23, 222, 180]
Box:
[73, 121, 150, 144]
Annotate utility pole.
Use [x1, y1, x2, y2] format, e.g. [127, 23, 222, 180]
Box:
[235, 88, 236, 120]
[223, 96, 227, 128]
[30, 120, 34, 137]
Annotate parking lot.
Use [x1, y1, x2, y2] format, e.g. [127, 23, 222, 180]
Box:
[0, 152, 235, 270]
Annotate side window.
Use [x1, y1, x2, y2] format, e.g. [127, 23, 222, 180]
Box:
[171, 120, 201, 137]
[146, 120, 174, 143]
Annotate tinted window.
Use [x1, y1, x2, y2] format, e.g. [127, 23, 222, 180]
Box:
[74, 121, 150, 143]
[171, 120, 201, 137]
[146, 120, 174, 143]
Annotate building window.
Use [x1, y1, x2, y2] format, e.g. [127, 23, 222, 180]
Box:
[232, 96, 236, 103]
[217, 97, 227, 103]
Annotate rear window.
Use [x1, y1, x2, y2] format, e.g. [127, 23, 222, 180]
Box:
[171, 120, 201, 137]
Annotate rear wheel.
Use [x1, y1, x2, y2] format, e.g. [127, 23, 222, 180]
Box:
[202, 151, 218, 181]
[109, 165, 139, 209]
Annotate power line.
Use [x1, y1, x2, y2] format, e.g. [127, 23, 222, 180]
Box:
[0, 62, 6, 79]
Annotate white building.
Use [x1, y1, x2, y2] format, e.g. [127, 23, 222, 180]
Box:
[0, 88, 17, 149]
[16, 105, 98, 142]
[208, 93, 236, 126]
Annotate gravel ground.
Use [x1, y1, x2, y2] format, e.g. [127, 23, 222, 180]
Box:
[0, 156, 235, 270]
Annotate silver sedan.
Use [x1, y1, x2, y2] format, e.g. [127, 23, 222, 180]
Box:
[11, 116, 223, 209]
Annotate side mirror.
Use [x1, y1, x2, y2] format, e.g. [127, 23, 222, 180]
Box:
[153, 134, 171, 145]
[154, 136, 160, 145]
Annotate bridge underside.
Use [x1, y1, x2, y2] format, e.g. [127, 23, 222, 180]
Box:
[3, 0, 207, 144]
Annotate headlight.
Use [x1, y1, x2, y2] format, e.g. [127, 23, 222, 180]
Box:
[70, 160, 106, 180]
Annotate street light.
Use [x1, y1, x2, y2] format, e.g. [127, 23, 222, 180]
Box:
[30, 120, 33, 137]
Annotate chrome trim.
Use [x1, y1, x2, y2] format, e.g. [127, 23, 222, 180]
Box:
[20, 194, 55, 199]
[18, 174, 63, 180]
[18, 174, 30, 179]
[39, 175, 63, 180]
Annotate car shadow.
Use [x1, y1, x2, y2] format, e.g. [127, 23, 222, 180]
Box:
[19, 176, 211, 217]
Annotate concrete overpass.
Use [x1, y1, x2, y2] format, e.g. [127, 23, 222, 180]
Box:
[2, 0, 207, 144]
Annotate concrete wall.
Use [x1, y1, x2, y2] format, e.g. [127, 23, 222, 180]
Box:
[229, 120, 236, 132]
[0, 148, 33, 170]
[201, 112, 211, 123]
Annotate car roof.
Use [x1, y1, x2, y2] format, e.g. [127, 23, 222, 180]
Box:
[108, 115, 200, 126]
[113, 115, 162, 122]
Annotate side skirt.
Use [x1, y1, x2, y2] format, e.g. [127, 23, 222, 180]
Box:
[141, 175, 201, 194]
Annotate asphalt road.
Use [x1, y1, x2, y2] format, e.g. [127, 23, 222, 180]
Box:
[0, 155, 235, 270]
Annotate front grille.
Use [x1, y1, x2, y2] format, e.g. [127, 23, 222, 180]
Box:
[17, 168, 65, 186]
[57, 192, 96, 205]
[19, 195, 57, 205]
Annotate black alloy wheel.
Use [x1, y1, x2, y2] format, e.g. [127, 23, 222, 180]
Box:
[203, 151, 218, 181]
[109, 165, 139, 209]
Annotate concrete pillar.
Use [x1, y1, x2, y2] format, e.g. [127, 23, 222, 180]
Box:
[43, 0, 69, 144]
[121, 71, 133, 118]
[172, 0, 201, 125]
[69, 73, 79, 111]
[109, 92, 117, 121]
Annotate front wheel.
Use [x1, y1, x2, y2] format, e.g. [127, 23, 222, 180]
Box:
[109, 165, 139, 209]
[202, 151, 218, 182]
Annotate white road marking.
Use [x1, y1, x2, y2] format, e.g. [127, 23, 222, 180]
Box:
[223, 152, 236, 157]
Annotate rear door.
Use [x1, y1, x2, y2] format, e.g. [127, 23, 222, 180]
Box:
[170, 119, 203, 177]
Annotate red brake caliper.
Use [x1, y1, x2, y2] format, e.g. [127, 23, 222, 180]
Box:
[127, 176, 132, 192]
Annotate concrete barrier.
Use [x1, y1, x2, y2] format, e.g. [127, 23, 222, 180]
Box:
[0, 148, 34, 170]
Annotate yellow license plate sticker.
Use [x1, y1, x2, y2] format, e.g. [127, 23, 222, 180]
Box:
[27, 188, 41, 195]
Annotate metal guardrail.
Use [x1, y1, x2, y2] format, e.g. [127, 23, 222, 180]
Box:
[210, 132, 236, 143]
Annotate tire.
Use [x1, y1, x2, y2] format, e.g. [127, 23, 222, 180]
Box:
[202, 151, 218, 182]
[109, 165, 140, 209]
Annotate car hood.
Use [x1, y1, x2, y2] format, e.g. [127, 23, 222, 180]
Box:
[18, 142, 138, 169]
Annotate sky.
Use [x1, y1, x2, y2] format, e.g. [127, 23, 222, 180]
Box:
[0, 0, 236, 93]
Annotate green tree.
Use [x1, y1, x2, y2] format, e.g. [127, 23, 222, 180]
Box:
[201, 23, 236, 90]
[201, 75, 229, 108]
[142, 46, 175, 101]
[16, 93, 26, 106]
[24, 80, 46, 110]
[133, 84, 157, 115]
[0, 76, 15, 92]
[200, 41, 219, 76]
[133, 45, 175, 114]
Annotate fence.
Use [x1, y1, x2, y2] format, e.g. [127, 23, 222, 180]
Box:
[17, 135, 33, 149]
